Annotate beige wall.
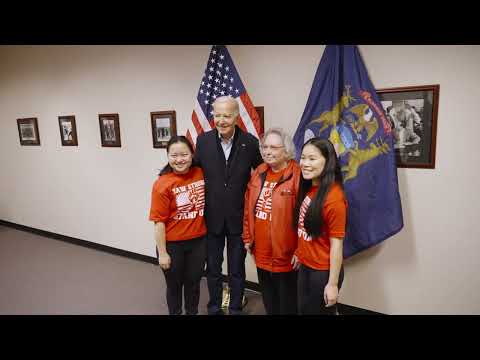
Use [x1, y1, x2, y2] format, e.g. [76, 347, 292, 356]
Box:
[1, 45, 479, 314]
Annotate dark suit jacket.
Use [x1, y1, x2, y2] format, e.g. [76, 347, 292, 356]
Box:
[194, 126, 262, 235]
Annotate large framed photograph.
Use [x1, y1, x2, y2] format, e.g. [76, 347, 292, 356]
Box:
[99, 113, 121, 147]
[58, 115, 78, 146]
[150, 111, 176, 148]
[17, 117, 40, 146]
[377, 84, 439, 169]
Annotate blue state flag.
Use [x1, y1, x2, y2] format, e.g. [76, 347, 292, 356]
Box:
[293, 45, 403, 258]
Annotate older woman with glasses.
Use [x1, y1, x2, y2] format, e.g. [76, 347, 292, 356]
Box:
[243, 127, 301, 315]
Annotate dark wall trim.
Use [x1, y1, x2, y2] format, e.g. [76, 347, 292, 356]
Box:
[337, 304, 384, 315]
[0, 219, 383, 315]
[221, 276, 382, 315]
[0, 219, 158, 265]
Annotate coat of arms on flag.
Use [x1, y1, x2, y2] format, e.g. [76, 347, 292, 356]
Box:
[305, 84, 392, 182]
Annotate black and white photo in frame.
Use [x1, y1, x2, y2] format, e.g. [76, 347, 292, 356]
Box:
[377, 85, 439, 169]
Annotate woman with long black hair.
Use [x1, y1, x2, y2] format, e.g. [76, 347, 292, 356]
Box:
[292, 138, 348, 315]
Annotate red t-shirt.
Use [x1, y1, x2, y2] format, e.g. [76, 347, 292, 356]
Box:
[149, 167, 206, 241]
[253, 168, 286, 268]
[295, 182, 347, 270]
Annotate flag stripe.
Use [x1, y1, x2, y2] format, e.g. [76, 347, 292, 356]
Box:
[236, 116, 248, 133]
[186, 129, 195, 148]
[194, 98, 213, 132]
[191, 111, 204, 136]
[237, 98, 259, 139]
[239, 94, 262, 137]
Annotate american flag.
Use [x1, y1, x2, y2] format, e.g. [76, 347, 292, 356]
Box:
[186, 45, 263, 147]
[175, 186, 205, 214]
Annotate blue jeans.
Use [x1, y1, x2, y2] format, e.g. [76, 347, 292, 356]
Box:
[206, 231, 246, 315]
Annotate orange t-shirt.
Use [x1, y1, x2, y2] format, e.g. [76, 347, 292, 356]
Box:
[149, 166, 206, 241]
[295, 183, 347, 270]
[253, 168, 286, 268]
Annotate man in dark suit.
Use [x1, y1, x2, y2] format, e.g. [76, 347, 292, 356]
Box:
[194, 96, 262, 315]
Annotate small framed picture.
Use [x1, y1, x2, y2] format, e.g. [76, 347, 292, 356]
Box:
[58, 115, 78, 146]
[255, 106, 265, 138]
[99, 113, 121, 147]
[17, 117, 40, 146]
[376, 85, 439, 169]
[150, 111, 176, 148]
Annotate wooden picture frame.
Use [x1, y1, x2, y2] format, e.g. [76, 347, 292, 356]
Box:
[376, 85, 439, 169]
[58, 115, 78, 146]
[254, 106, 265, 138]
[17, 117, 40, 146]
[150, 111, 177, 148]
[99, 113, 121, 147]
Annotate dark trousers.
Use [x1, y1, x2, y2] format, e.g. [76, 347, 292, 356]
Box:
[206, 230, 246, 315]
[160, 236, 206, 315]
[257, 267, 298, 315]
[297, 264, 344, 315]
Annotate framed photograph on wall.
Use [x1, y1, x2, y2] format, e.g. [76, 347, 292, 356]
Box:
[17, 117, 40, 146]
[58, 115, 78, 146]
[99, 113, 121, 147]
[150, 111, 176, 148]
[376, 84, 439, 169]
[255, 106, 265, 138]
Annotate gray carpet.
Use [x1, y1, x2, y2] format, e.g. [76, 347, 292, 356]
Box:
[0, 225, 265, 315]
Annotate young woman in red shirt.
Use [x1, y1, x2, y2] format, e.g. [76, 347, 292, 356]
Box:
[292, 138, 348, 315]
[149, 136, 206, 315]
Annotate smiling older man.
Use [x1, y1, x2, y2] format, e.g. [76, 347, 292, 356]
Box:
[194, 96, 262, 315]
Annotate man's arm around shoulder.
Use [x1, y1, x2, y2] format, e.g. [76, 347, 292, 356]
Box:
[246, 133, 263, 169]
[193, 133, 205, 168]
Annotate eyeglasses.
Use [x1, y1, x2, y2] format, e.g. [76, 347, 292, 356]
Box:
[260, 145, 285, 151]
